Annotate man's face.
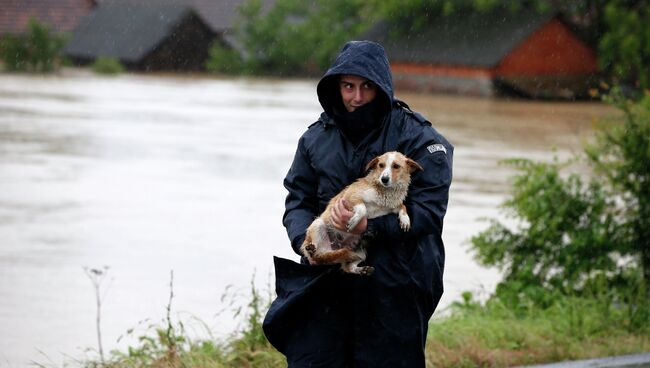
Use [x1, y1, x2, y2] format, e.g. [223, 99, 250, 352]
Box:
[339, 75, 378, 112]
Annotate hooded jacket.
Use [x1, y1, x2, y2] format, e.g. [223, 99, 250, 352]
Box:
[263, 41, 453, 367]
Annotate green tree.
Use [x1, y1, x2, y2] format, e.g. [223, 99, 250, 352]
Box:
[0, 19, 66, 72]
[205, 41, 247, 74]
[470, 93, 650, 306]
[208, 0, 370, 76]
[586, 92, 650, 290]
[598, 2, 650, 91]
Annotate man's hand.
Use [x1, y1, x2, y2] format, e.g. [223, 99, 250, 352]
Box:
[331, 199, 367, 234]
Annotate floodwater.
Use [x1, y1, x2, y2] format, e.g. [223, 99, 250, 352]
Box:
[0, 70, 617, 366]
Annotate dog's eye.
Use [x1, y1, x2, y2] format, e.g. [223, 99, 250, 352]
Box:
[378, 163, 385, 168]
[392, 163, 400, 169]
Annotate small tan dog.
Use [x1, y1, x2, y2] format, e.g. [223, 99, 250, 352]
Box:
[301, 151, 423, 275]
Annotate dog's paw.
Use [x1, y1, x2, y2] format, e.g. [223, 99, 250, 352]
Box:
[359, 266, 374, 276]
[347, 215, 361, 231]
[303, 243, 316, 256]
[399, 215, 411, 231]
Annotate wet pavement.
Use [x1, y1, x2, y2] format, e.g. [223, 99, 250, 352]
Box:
[520, 353, 650, 368]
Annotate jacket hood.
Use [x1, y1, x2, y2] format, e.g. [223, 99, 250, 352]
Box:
[317, 41, 394, 118]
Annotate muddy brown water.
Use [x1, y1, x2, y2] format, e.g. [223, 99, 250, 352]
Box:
[0, 70, 618, 366]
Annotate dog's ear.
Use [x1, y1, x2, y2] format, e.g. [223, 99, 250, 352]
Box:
[406, 158, 424, 173]
[365, 156, 380, 172]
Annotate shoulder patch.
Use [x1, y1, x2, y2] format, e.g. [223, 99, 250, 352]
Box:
[427, 144, 447, 154]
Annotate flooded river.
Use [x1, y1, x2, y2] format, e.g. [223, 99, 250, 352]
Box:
[0, 70, 616, 366]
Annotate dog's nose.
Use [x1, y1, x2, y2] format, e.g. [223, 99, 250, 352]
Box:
[381, 176, 390, 185]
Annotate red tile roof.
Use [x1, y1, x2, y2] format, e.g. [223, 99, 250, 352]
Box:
[0, 0, 95, 34]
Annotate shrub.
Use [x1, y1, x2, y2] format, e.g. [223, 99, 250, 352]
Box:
[470, 92, 650, 307]
[0, 19, 66, 72]
[91, 57, 125, 75]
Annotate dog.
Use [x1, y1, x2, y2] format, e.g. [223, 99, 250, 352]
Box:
[300, 151, 423, 275]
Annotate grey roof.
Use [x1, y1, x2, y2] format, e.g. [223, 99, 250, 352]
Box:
[188, 0, 276, 32]
[365, 10, 556, 67]
[64, 1, 204, 62]
[64, 0, 276, 60]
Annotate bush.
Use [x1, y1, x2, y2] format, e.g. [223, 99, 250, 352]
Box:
[0, 19, 66, 72]
[91, 57, 125, 75]
[470, 92, 650, 307]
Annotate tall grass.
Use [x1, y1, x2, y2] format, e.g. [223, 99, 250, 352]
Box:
[86, 274, 285, 368]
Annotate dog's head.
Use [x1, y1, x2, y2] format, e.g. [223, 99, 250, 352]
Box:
[365, 151, 423, 189]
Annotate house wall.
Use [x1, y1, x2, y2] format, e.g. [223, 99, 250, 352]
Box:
[391, 63, 496, 96]
[389, 18, 598, 98]
[495, 18, 598, 76]
[0, 0, 95, 35]
[141, 15, 216, 71]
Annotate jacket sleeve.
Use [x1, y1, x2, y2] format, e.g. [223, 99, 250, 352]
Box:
[367, 128, 453, 242]
[282, 135, 319, 255]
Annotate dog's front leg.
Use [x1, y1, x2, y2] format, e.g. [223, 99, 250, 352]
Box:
[347, 203, 367, 231]
[397, 203, 410, 231]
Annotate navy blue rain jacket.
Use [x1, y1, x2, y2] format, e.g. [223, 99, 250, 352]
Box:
[263, 41, 453, 367]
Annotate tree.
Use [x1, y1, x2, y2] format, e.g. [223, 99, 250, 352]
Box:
[598, 2, 650, 91]
[209, 0, 371, 76]
[0, 19, 66, 72]
[586, 92, 650, 290]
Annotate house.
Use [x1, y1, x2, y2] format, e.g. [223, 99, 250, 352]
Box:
[63, 1, 216, 70]
[0, 0, 96, 35]
[63, 0, 275, 71]
[366, 10, 599, 98]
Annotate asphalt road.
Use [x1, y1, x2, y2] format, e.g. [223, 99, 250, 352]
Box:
[520, 353, 650, 368]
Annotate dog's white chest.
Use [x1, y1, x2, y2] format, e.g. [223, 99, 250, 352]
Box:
[362, 188, 399, 218]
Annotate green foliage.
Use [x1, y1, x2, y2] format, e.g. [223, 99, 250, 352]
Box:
[599, 2, 650, 91]
[205, 42, 247, 75]
[471, 92, 650, 308]
[367, 0, 544, 30]
[0, 19, 66, 72]
[586, 92, 650, 289]
[219, 0, 370, 76]
[471, 157, 624, 304]
[91, 57, 125, 75]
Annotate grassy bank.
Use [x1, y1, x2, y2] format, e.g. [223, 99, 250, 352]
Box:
[426, 293, 649, 367]
[81, 287, 648, 368]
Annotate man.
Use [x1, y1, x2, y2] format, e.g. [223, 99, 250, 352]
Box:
[263, 40, 453, 367]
